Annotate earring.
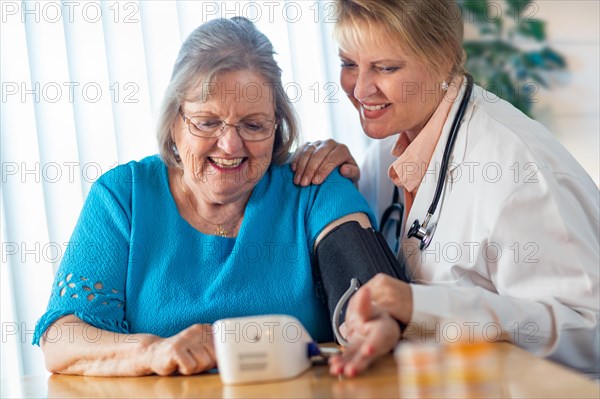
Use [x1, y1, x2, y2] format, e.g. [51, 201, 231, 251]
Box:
[441, 81, 449, 91]
[172, 144, 181, 162]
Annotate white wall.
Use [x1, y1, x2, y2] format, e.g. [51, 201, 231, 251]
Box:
[534, 1, 599, 185]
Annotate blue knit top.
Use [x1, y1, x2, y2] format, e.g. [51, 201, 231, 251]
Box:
[33, 155, 375, 344]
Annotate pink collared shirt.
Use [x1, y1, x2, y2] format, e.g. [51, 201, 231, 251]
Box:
[388, 76, 463, 218]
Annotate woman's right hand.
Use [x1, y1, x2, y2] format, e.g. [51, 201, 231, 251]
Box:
[144, 324, 216, 376]
[291, 139, 360, 186]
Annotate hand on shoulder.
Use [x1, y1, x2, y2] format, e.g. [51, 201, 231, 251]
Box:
[291, 140, 360, 186]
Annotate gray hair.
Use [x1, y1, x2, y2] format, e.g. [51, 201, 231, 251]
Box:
[157, 17, 299, 167]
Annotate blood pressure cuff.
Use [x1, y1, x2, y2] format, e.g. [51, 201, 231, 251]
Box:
[312, 220, 410, 322]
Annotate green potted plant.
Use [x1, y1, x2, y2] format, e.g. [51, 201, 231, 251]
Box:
[460, 0, 567, 116]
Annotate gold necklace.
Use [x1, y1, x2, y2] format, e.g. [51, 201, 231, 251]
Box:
[178, 172, 234, 237]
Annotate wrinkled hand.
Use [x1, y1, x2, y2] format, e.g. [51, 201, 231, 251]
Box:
[291, 139, 360, 186]
[328, 287, 401, 378]
[144, 324, 216, 376]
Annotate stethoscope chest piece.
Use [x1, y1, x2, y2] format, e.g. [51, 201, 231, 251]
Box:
[407, 219, 437, 250]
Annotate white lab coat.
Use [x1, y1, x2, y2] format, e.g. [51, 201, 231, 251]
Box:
[359, 79, 600, 377]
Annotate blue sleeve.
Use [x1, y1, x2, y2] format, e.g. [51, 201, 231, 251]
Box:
[304, 169, 377, 250]
[32, 165, 133, 345]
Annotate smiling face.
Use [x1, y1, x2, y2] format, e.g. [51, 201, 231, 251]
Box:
[173, 69, 276, 205]
[339, 28, 447, 140]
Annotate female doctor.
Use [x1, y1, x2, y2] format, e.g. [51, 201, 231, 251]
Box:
[292, 0, 600, 378]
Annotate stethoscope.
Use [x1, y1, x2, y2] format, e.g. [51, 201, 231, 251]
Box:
[379, 73, 474, 251]
[333, 74, 474, 346]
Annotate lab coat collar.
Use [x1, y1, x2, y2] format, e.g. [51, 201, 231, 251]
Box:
[388, 75, 465, 192]
[399, 76, 475, 266]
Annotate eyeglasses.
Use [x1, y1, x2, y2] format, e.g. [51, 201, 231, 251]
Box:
[179, 109, 277, 142]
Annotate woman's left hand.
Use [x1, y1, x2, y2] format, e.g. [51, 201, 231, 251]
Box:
[291, 140, 360, 186]
[328, 286, 401, 378]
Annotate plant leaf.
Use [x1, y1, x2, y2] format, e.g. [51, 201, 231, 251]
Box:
[541, 47, 567, 68]
[461, 0, 563, 116]
[506, 0, 533, 17]
[517, 20, 546, 41]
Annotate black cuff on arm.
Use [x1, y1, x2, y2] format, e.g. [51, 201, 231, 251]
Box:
[312, 221, 409, 337]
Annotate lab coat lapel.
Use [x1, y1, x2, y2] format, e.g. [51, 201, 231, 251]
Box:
[400, 77, 474, 278]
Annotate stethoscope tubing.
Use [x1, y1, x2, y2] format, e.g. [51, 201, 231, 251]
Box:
[426, 73, 474, 217]
[381, 73, 475, 251]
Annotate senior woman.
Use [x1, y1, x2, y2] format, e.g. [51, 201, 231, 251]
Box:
[293, 0, 600, 378]
[33, 17, 374, 376]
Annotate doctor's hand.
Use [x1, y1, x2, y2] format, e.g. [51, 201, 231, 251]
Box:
[363, 273, 413, 324]
[329, 286, 401, 378]
[142, 324, 216, 376]
[291, 140, 360, 186]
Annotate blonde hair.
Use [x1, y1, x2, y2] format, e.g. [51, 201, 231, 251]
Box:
[333, 0, 466, 80]
[157, 17, 298, 167]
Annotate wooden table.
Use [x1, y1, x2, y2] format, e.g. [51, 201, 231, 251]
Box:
[6, 342, 599, 398]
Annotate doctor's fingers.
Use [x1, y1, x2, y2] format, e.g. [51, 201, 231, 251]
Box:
[343, 287, 383, 339]
[363, 274, 413, 324]
[345, 286, 377, 323]
[292, 140, 330, 186]
[312, 140, 359, 183]
[292, 140, 356, 186]
[329, 143, 360, 183]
